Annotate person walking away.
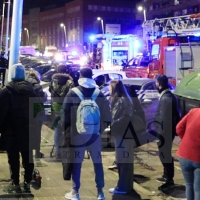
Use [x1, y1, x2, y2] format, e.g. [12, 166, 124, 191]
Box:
[26, 70, 47, 158]
[0, 64, 37, 193]
[176, 108, 200, 200]
[154, 74, 180, 191]
[0, 52, 8, 87]
[109, 80, 135, 194]
[49, 64, 74, 161]
[60, 67, 111, 200]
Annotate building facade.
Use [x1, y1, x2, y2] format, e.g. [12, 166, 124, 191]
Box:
[136, 0, 200, 21]
[20, 0, 136, 53]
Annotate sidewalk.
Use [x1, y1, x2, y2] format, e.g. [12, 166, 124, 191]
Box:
[0, 125, 186, 200]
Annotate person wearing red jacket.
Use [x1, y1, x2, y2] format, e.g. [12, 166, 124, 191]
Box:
[176, 108, 200, 200]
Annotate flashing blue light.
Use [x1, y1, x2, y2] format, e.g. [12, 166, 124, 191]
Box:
[89, 35, 95, 41]
[134, 40, 140, 49]
[71, 50, 78, 56]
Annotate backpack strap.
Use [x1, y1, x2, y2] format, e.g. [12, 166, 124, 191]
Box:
[72, 87, 100, 101]
[91, 88, 100, 101]
[71, 88, 84, 101]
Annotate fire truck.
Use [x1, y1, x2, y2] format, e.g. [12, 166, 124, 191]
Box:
[89, 34, 145, 70]
[124, 13, 200, 85]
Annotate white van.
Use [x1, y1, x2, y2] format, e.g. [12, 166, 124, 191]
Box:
[19, 46, 36, 56]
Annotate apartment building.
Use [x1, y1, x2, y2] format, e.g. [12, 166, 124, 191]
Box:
[136, 0, 199, 21]
[20, 0, 136, 53]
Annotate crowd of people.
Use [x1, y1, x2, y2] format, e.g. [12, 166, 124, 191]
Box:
[0, 63, 199, 200]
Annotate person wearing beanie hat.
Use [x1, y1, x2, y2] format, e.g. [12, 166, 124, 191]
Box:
[59, 67, 111, 200]
[0, 63, 38, 193]
[10, 64, 25, 81]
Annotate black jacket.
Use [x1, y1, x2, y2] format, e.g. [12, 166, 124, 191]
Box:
[154, 89, 180, 139]
[0, 81, 37, 151]
[111, 97, 133, 136]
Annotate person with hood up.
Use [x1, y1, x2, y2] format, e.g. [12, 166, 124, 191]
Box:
[49, 64, 74, 161]
[0, 64, 37, 193]
[60, 67, 111, 200]
[26, 70, 47, 158]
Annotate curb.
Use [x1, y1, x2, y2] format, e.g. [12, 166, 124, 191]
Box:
[108, 169, 162, 200]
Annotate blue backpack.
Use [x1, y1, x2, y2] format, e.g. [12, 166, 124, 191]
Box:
[72, 88, 100, 134]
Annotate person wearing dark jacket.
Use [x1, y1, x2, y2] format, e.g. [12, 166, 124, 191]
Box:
[109, 80, 135, 194]
[0, 64, 37, 193]
[26, 70, 47, 158]
[60, 67, 111, 200]
[154, 74, 180, 191]
[49, 64, 74, 160]
[0, 52, 8, 87]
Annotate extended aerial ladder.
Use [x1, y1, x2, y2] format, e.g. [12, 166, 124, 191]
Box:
[142, 13, 200, 41]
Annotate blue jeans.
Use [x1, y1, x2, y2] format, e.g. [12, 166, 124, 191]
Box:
[71, 134, 104, 192]
[54, 127, 62, 154]
[179, 157, 200, 200]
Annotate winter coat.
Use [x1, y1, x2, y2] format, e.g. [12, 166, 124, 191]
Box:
[0, 81, 37, 151]
[111, 97, 133, 137]
[176, 108, 200, 163]
[49, 73, 74, 113]
[26, 74, 47, 118]
[154, 89, 180, 140]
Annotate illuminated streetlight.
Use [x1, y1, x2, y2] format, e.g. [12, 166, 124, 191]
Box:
[60, 23, 67, 47]
[138, 6, 146, 22]
[97, 17, 104, 34]
[24, 28, 30, 45]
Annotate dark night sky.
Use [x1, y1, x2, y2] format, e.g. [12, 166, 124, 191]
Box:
[0, 0, 72, 15]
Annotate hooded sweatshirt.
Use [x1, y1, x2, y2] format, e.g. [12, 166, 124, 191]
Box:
[60, 78, 111, 136]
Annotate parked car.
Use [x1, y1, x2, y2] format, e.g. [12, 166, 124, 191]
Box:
[100, 78, 175, 147]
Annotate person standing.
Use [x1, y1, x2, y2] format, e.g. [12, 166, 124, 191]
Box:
[26, 70, 47, 158]
[0, 52, 8, 87]
[49, 64, 74, 160]
[154, 74, 180, 190]
[0, 64, 37, 193]
[109, 80, 135, 194]
[176, 108, 200, 200]
[60, 67, 111, 200]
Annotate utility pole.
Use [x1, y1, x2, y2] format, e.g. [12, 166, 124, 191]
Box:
[7, 0, 24, 82]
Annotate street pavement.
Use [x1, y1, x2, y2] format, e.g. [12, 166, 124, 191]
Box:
[0, 125, 186, 200]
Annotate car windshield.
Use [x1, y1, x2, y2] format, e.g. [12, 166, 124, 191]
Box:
[41, 71, 55, 82]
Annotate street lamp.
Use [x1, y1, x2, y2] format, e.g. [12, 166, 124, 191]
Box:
[24, 28, 30, 45]
[97, 17, 104, 34]
[138, 6, 146, 22]
[60, 23, 67, 47]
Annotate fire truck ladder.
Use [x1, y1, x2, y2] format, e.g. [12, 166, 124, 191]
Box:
[142, 13, 200, 40]
[143, 14, 200, 71]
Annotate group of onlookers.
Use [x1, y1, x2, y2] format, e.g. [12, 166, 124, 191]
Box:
[0, 63, 199, 200]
